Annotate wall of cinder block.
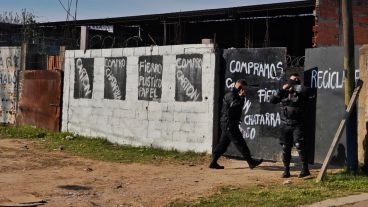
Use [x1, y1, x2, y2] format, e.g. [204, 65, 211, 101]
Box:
[62, 44, 216, 153]
[313, 0, 368, 47]
[0, 47, 20, 124]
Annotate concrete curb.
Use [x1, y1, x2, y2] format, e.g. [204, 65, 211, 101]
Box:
[302, 193, 368, 207]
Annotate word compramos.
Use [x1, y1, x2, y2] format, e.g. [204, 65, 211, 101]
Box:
[229, 60, 284, 80]
[176, 57, 202, 70]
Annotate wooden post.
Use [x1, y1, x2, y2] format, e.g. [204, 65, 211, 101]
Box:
[342, 0, 358, 172]
[80, 26, 89, 50]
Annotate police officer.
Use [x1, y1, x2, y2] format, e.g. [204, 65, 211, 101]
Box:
[270, 73, 310, 178]
[209, 79, 263, 169]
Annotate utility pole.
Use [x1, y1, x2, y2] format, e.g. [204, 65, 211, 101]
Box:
[342, 0, 357, 172]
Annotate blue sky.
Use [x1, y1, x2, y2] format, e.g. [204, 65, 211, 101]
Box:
[1, 0, 302, 22]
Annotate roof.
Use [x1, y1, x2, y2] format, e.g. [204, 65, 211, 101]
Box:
[38, 0, 315, 27]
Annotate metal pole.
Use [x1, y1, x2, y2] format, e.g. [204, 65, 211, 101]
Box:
[342, 0, 357, 172]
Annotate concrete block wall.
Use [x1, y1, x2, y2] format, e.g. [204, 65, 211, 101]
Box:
[0, 47, 20, 124]
[313, 0, 368, 47]
[62, 44, 216, 153]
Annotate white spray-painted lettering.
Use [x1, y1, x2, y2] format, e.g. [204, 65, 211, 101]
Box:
[105, 68, 121, 99]
[176, 70, 201, 101]
[257, 88, 277, 103]
[226, 78, 235, 88]
[139, 60, 162, 74]
[176, 57, 202, 70]
[105, 58, 125, 100]
[243, 98, 252, 114]
[229, 60, 284, 80]
[138, 76, 162, 88]
[311, 68, 359, 89]
[138, 59, 162, 100]
[138, 87, 159, 99]
[76, 58, 92, 97]
[243, 112, 281, 127]
[105, 57, 126, 69]
[240, 126, 256, 140]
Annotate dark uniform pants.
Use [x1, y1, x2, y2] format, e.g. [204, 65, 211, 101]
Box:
[213, 123, 251, 160]
[280, 123, 307, 166]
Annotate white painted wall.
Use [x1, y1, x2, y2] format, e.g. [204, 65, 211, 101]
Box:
[0, 47, 20, 124]
[62, 44, 216, 153]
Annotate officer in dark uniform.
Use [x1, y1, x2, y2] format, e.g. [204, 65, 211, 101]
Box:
[270, 74, 310, 178]
[209, 79, 263, 169]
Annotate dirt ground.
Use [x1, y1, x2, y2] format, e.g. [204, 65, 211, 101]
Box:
[0, 138, 315, 207]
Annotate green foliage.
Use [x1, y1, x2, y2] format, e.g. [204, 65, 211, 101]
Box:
[0, 9, 39, 43]
[0, 125, 207, 165]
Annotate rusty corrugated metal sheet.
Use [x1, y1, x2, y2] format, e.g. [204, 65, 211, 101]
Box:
[16, 70, 62, 131]
[48, 55, 62, 70]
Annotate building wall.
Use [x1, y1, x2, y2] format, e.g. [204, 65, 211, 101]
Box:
[0, 47, 20, 124]
[62, 44, 216, 153]
[313, 0, 368, 47]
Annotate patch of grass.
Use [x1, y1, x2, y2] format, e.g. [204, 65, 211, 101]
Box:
[168, 173, 368, 207]
[0, 125, 208, 164]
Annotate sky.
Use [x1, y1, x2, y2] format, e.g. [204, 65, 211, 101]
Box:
[1, 0, 303, 22]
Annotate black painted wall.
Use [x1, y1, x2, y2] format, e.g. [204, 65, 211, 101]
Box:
[104, 57, 127, 100]
[304, 47, 360, 165]
[175, 54, 203, 102]
[74, 58, 94, 99]
[221, 47, 286, 160]
[138, 55, 163, 102]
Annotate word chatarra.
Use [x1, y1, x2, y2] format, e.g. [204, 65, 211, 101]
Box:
[241, 97, 281, 140]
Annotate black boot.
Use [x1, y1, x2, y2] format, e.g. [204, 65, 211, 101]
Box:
[209, 153, 224, 169]
[281, 166, 290, 178]
[281, 144, 292, 178]
[248, 158, 263, 169]
[298, 163, 310, 178]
